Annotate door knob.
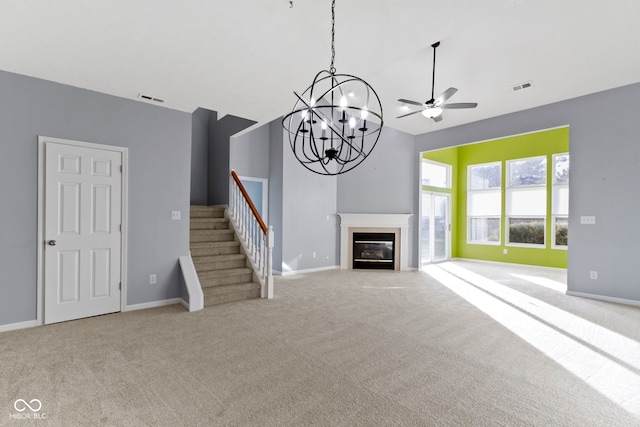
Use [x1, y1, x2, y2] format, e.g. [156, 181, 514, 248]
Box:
[48, 240, 57, 246]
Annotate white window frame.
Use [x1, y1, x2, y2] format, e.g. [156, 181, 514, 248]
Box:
[421, 158, 452, 189]
[506, 156, 547, 248]
[467, 161, 502, 245]
[552, 153, 569, 250]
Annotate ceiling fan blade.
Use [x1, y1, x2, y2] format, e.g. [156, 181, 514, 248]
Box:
[434, 87, 458, 105]
[396, 110, 423, 119]
[397, 98, 425, 107]
[442, 102, 478, 109]
[432, 114, 443, 123]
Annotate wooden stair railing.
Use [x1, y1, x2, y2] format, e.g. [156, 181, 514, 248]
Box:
[228, 170, 274, 299]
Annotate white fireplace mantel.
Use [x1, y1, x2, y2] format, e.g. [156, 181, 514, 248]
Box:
[338, 213, 412, 271]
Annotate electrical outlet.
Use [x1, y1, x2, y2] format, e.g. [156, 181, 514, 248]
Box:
[503, 249, 508, 255]
[313, 252, 316, 258]
[171, 210, 181, 220]
[150, 274, 157, 284]
[590, 271, 598, 280]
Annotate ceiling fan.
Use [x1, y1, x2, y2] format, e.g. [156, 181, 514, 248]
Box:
[397, 41, 477, 122]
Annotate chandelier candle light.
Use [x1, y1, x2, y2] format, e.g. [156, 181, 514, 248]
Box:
[282, 0, 383, 175]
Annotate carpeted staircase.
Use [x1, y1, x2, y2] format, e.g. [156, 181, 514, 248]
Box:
[190, 206, 261, 306]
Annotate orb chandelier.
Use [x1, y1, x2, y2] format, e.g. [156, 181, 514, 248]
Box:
[282, 0, 383, 175]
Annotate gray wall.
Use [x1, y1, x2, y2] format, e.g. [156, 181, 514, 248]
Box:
[208, 114, 256, 206]
[230, 123, 270, 179]
[415, 82, 640, 303]
[336, 127, 417, 268]
[259, 120, 415, 273]
[249, 118, 339, 274]
[190, 107, 212, 205]
[0, 70, 191, 326]
[281, 130, 339, 273]
[268, 121, 284, 272]
[226, 115, 340, 275]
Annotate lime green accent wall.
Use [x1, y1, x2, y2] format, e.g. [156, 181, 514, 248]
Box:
[422, 127, 569, 268]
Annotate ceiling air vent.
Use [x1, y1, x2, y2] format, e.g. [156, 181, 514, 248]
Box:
[137, 93, 165, 103]
[512, 81, 534, 92]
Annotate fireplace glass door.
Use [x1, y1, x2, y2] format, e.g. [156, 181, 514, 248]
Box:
[421, 192, 450, 265]
[353, 232, 395, 270]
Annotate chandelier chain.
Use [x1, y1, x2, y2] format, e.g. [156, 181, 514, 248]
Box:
[330, 0, 336, 74]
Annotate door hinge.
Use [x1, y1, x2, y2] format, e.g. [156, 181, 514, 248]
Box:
[119, 282, 122, 291]
[119, 224, 122, 232]
[120, 165, 123, 173]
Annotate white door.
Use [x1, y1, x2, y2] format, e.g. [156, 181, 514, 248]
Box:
[421, 192, 451, 265]
[44, 142, 122, 324]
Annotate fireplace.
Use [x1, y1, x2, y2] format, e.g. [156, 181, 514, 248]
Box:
[352, 232, 395, 270]
[338, 213, 412, 271]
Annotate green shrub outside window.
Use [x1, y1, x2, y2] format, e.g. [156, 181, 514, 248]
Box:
[555, 218, 568, 246]
[508, 218, 545, 245]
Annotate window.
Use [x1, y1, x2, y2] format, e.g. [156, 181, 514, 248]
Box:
[421, 159, 451, 189]
[552, 153, 569, 248]
[467, 162, 501, 244]
[506, 156, 546, 246]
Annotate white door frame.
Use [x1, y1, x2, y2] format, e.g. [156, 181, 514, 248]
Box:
[37, 136, 129, 325]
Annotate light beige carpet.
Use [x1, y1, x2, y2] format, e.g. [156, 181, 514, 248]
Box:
[1, 260, 639, 426]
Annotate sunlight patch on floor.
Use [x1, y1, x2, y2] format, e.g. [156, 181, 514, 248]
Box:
[511, 273, 567, 293]
[423, 263, 640, 418]
[440, 263, 640, 371]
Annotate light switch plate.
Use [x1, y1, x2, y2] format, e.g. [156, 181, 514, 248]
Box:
[580, 215, 596, 225]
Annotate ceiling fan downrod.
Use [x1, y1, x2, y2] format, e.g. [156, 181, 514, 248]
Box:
[429, 41, 440, 104]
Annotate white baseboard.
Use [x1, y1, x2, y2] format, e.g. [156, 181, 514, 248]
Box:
[0, 319, 39, 334]
[123, 298, 184, 312]
[1, 298, 188, 333]
[278, 266, 417, 276]
[280, 265, 339, 276]
[451, 257, 568, 272]
[566, 291, 640, 308]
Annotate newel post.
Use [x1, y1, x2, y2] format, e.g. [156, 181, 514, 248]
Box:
[265, 226, 274, 299]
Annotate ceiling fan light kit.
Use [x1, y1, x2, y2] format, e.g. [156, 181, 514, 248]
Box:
[397, 41, 478, 122]
[282, 0, 383, 176]
[421, 107, 442, 118]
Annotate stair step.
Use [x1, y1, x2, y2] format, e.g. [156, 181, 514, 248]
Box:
[190, 218, 230, 230]
[203, 281, 260, 297]
[204, 285, 261, 307]
[190, 205, 261, 305]
[190, 241, 240, 257]
[199, 268, 253, 287]
[193, 254, 247, 272]
[190, 229, 234, 243]
[190, 206, 225, 218]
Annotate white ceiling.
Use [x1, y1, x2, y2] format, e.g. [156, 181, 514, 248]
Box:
[1, 0, 639, 135]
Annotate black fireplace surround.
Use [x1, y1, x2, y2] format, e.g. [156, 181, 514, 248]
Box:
[352, 232, 395, 270]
